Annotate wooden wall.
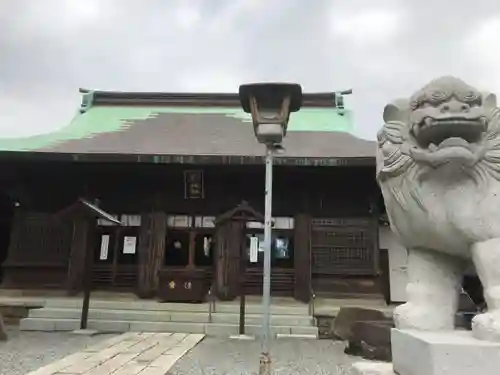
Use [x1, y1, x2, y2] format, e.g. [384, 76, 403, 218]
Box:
[0, 160, 381, 295]
[2, 211, 73, 288]
[0, 160, 378, 217]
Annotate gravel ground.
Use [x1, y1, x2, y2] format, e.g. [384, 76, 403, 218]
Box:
[0, 328, 362, 375]
[170, 337, 358, 375]
[0, 326, 116, 375]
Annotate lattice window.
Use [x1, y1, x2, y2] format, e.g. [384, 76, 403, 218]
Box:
[310, 217, 375, 275]
[311, 217, 371, 227]
[9, 212, 72, 264]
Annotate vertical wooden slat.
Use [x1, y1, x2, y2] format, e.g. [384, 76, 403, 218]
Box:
[137, 212, 167, 298]
[293, 214, 311, 302]
[214, 220, 243, 301]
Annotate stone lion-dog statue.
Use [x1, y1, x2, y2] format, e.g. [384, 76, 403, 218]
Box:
[377, 76, 500, 342]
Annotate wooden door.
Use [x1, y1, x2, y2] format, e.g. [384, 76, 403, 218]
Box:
[243, 229, 295, 297]
[92, 225, 141, 291]
[115, 225, 140, 289]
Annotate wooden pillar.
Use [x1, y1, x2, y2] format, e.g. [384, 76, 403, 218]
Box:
[293, 214, 312, 302]
[214, 220, 244, 301]
[137, 212, 167, 298]
[67, 218, 92, 295]
[187, 231, 195, 268]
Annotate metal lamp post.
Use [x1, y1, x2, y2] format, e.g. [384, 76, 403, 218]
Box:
[238, 83, 302, 375]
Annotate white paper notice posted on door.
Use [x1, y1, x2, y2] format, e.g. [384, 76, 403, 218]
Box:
[100, 234, 110, 260]
[123, 236, 137, 254]
[249, 236, 259, 263]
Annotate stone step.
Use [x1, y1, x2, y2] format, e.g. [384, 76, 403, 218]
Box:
[19, 317, 318, 338]
[214, 303, 310, 316]
[41, 298, 309, 315]
[211, 312, 313, 326]
[27, 307, 314, 326]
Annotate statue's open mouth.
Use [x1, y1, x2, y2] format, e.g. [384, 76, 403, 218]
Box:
[413, 116, 487, 151]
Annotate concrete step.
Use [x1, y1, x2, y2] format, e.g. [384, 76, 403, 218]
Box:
[214, 303, 309, 316]
[211, 312, 313, 326]
[19, 317, 318, 338]
[27, 307, 314, 326]
[41, 298, 310, 315]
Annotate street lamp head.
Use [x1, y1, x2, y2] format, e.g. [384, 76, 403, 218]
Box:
[239, 82, 302, 145]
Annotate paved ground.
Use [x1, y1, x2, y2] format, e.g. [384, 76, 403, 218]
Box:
[0, 326, 116, 375]
[20, 332, 204, 375]
[170, 337, 357, 375]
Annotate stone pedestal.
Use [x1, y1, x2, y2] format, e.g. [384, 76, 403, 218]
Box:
[352, 329, 500, 375]
[393, 329, 500, 375]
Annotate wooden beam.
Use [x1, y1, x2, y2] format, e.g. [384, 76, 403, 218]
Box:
[0, 151, 375, 167]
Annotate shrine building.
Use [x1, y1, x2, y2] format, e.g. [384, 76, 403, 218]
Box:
[0, 89, 387, 303]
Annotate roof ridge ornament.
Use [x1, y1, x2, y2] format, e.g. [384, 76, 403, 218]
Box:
[78, 89, 95, 113]
[335, 89, 353, 116]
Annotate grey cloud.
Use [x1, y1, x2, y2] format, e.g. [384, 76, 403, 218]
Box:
[1, 0, 500, 139]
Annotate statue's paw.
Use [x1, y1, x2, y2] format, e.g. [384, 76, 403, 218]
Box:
[394, 302, 453, 331]
[472, 311, 500, 342]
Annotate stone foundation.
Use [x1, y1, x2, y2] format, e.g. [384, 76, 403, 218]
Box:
[350, 362, 395, 375]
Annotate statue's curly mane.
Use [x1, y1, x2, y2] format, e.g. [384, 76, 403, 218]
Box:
[377, 105, 500, 214]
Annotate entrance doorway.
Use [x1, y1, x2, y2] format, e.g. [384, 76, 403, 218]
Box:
[92, 215, 140, 290]
[243, 218, 295, 296]
[157, 215, 216, 302]
[163, 215, 216, 269]
[0, 196, 14, 284]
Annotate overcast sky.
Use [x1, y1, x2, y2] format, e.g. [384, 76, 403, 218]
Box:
[1, 0, 500, 140]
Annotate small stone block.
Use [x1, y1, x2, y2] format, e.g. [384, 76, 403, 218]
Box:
[351, 362, 396, 375]
[71, 329, 99, 336]
[229, 334, 255, 340]
[276, 333, 317, 339]
[392, 329, 500, 375]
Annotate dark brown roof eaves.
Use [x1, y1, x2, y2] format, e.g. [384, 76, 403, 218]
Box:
[80, 88, 337, 108]
[0, 110, 376, 167]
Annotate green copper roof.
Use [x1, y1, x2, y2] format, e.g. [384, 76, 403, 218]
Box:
[0, 106, 354, 152]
